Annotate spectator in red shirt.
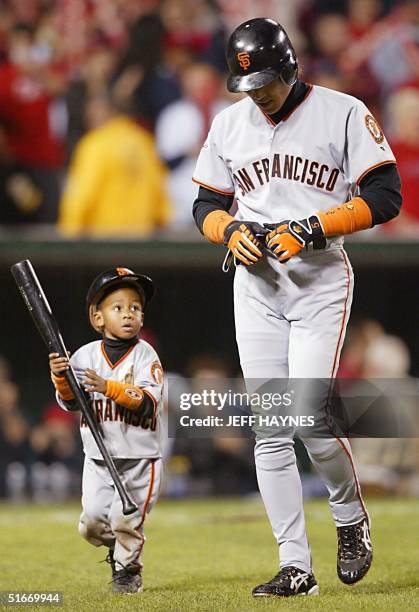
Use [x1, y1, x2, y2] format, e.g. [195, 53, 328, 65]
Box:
[385, 86, 419, 235]
[0, 23, 66, 223]
[347, 0, 384, 40]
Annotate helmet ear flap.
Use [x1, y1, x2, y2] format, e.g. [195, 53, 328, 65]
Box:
[280, 63, 298, 86]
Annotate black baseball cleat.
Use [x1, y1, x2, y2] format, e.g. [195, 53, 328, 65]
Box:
[252, 566, 319, 597]
[337, 517, 373, 584]
[111, 563, 142, 594]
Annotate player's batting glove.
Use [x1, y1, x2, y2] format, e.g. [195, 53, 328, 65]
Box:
[223, 221, 268, 266]
[265, 216, 326, 263]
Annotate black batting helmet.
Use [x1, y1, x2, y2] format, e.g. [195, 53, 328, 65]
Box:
[86, 267, 154, 330]
[226, 18, 298, 93]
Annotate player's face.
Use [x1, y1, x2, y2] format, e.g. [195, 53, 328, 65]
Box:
[246, 78, 292, 115]
[95, 287, 144, 340]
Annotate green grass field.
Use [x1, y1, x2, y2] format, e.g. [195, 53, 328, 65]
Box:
[0, 497, 418, 611]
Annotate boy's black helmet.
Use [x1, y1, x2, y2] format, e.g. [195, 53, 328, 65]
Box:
[86, 267, 154, 313]
[226, 18, 298, 93]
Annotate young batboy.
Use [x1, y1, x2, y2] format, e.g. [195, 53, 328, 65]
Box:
[49, 267, 164, 594]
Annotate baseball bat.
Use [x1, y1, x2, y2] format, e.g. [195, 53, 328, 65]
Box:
[11, 259, 138, 515]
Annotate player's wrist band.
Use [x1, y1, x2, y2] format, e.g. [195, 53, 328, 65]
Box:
[51, 372, 74, 401]
[105, 379, 145, 410]
[318, 197, 372, 236]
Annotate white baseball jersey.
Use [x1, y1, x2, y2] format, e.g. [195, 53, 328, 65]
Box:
[57, 339, 163, 460]
[193, 84, 396, 239]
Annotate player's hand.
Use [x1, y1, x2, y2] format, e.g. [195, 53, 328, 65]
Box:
[83, 369, 107, 394]
[265, 216, 325, 263]
[223, 221, 268, 266]
[49, 353, 70, 376]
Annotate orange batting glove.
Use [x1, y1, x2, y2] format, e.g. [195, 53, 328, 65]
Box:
[265, 216, 326, 263]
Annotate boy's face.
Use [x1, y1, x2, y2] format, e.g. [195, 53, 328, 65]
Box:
[93, 287, 144, 340]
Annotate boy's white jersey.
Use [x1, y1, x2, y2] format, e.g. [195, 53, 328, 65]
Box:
[193, 84, 396, 244]
[57, 339, 163, 460]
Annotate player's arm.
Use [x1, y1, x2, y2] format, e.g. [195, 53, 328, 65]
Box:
[192, 114, 268, 265]
[267, 163, 402, 262]
[316, 162, 401, 236]
[105, 379, 156, 426]
[82, 359, 160, 428]
[193, 185, 234, 240]
[267, 99, 402, 261]
[83, 369, 153, 410]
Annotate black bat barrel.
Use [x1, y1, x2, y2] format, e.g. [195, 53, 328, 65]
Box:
[11, 260, 67, 356]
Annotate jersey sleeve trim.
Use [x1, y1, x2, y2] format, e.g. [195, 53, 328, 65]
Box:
[192, 178, 235, 196]
[356, 160, 396, 185]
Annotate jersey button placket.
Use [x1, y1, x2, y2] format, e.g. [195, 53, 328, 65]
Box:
[268, 121, 285, 225]
[267, 121, 287, 316]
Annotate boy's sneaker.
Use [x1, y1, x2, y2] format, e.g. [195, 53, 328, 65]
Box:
[337, 518, 373, 584]
[252, 566, 319, 597]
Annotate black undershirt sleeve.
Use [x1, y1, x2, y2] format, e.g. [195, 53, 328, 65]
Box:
[359, 163, 402, 226]
[62, 399, 80, 412]
[192, 186, 234, 234]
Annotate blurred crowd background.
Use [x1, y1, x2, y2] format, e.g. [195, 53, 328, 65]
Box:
[0, 0, 418, 503]
[0, 0, 418, 233]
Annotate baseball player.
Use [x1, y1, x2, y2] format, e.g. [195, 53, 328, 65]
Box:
[49, 267, 164, 594]
[192, 18, 402, 597]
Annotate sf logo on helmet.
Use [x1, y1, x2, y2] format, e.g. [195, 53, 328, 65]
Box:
[116, 267, 134, 277]
[237, 51, 251, 70]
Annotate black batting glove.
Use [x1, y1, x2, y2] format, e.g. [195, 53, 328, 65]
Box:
[223, 221, 269, 266]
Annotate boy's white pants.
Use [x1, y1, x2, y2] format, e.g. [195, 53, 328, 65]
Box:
[78, 456, 162, 571]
